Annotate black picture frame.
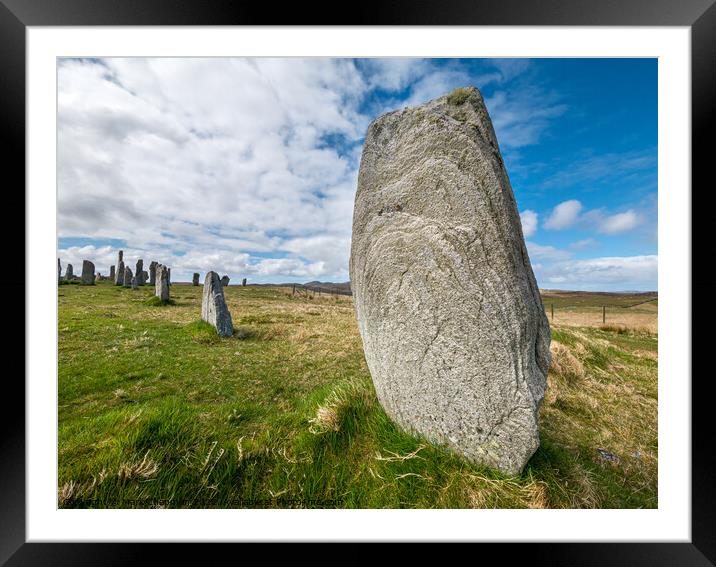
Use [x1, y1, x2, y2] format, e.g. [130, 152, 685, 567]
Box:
[2, 0, 713, 564]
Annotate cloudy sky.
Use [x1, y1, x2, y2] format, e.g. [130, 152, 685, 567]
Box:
[58, 57, 657, 291]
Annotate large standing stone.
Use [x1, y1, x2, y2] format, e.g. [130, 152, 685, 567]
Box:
[109, 265, 115, 280]
[115, 250, 125, 286]
[155, 264, 170, 301]
[192, 273, 200, 286]
[242, 278, 247, 287]
[81, 260, 95, 285]
[123, 267, 133, 288]
[64, 264, 73, 279]
[220, 275, 230, 287]
[202, 271, 234, 337]
[349, 87, 551, 476]
[149, 261, 158, 285]
[135, 260, 144, 285]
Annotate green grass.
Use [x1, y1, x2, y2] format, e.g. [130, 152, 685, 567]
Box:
[58, 282, 657, 509]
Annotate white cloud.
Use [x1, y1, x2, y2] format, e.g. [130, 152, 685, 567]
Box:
[519, 210, 538, 237]
[539, 255, 657, 289]
[544, 200, 583, 230]
[598, 210, 642, 235]
[525, 241, 571, 262]
[569, 238, 598, 250]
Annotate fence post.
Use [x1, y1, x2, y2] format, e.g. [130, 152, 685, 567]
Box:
[603, 305, 606, 324]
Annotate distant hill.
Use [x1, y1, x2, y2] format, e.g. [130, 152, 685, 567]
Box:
[304, 281, 352, 294]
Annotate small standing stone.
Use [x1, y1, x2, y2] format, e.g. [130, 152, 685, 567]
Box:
[109, 265, 115, 280]
[64, 264, 73, 279]
[123, 267, 133, 288]
[155, 264, 170, 301]
[149, 261, 158, 285]
[221, 275, 230, 287]
[81, 260, 95, 285]
[58, 259, 62, 282]
[135, 260, 144, 285]
[242, 278, 247, 287]
[202, 271, 234, 337]
[141, 270, 149, 285]
[131, 276, 138, 289]
[167, 268, 171, 286]
[192, 273, 200, 286]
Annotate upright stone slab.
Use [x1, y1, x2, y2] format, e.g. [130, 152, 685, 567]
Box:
[220, 275, 230, 287]
[349, 87, 551, 476]
[115, 251, 125, 286]
[131, 276, 138, 289]
[64, 264, 73, 279]
[149, 261, 158, 285]
[242, 278, 247, 287]
[192, 273, 200, 286]
[141, 270, 148, 285]
[109, 265, 115, 280]
[135, 260, 144, 284]
[123, 267, 133, 288]
[202, 271, 234, 337]
[81, 260, 95, 285]
[58, 259, 62, 282]
[167, 268, 171, 286]
[155, 264, 170, 301]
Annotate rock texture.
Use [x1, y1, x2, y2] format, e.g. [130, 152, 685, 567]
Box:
[81, 260, 95, 285]
[202, 271, 234, 337]
[135, 260, 144, 284]
[221, 275, 230, 287]
[123, 267, 133, 288]
[109, 265, 115, 280]
[64, 264, 73, 279]
[149, 261, 158, 285]
[115, 251, 125, 286]
[192, 273, 200, 286]
[155, 264, 170, 301]
[58, 259, 62, 282]
[349, 87, 551, 476]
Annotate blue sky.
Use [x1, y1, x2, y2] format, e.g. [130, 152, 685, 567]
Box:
[58, 58, 657, 290]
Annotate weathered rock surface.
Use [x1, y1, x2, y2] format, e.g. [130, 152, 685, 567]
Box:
[221, 275, 230, 287]
[58, 259, 62, 282]
[135, 260, 144, 284]
[141, 270, 148, 285]
[349, 86, 551, 476]
[155, 264, 170, 301]
[109, 265, 115, 280]
[202, 271, 234, 337]
[115, 251, 125, 286]
[64, 264, 73, 279]
[149, 261, 158, 285]
[123, 267, 133, 288]
[81, 260, 95, 285]
[192, 273, 200, 286]
[131, 276, 138, 289]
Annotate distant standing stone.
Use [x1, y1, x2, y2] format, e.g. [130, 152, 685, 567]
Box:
[242, 278, 247, 287]
[155, 264, 170, 301]
[123, 267, 133, 288]
[131, 276, 138, 289]
[192, 273, 200, 286]
[141, 270, 148, 285]
[349, 87, 551, 476]
[115, 250, 125, 286]
[149, 261, 158, 285]
[202, 271, 234, 337]
[221, 275, 230, 287]
[58, 259, 62, 282]
[64, 264, 73, 279]
[135, 259, 144, 284]
[109, 265, 115, 280]
[80, 260, 95, 284]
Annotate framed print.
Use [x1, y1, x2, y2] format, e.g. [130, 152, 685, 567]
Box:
[3, 0, 714, 564]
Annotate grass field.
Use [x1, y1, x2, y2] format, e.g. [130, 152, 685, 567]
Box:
[57, 282, 657, 509]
